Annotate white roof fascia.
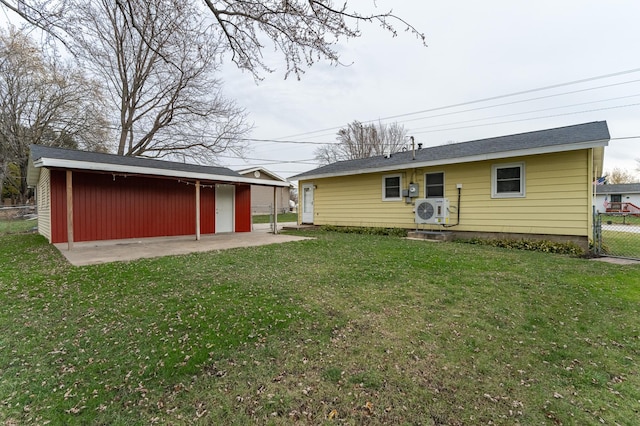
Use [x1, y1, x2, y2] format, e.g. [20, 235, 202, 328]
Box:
[34, 158, 291, 188]
[238, 167, 288, 183]
[295, 139, 609, 181]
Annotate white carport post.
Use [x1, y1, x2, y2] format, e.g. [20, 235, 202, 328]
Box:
[66, 170, 74, 250]
[273, 185, 278, 234]
[195, 180, 201, 240]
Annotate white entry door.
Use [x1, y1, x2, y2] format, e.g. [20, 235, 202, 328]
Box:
[301, 183, 314, 224]
[215, 184, 235, 233]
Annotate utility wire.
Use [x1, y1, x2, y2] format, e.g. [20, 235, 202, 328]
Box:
[275, 67, 640, 140]
[409, 93, 640, 132]
[216, 154, 318, 165]
[411, 102, 640, 135]
[398, 79, 640, 127]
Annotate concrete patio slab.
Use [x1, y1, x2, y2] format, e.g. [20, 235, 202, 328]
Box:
[54, 223, 312, 266]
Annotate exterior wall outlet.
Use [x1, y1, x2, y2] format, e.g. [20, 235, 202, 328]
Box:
[456, 183, 463, 189]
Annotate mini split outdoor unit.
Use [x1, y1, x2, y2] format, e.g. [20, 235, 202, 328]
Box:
[415, 198, 450, 224]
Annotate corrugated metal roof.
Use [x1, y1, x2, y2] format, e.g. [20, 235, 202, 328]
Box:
[291, 121, 610, 180]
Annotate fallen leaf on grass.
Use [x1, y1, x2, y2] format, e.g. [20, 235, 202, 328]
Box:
[328, 409, 338, 420]
[65, 405, 86, 414]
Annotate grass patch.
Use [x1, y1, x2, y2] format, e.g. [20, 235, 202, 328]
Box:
[1, 231, 639, 424]
[0, 218, 37, 235]
[601, 214, 640, 226]
[252, 212, 297, 224]
[320, 225, 408, 237]
[601, 229, 640, 258]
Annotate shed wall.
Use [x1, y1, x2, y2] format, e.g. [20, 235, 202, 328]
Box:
[235, 185, 252, 232]
[250, 186, 290, 214]
[36, 167, 51, 242]
[49, 170, 218, 243]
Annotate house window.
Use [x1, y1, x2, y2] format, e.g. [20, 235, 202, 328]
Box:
[425, 172, 444, 198]
[492, 163, 525, 198]
[382, 174, 402, 201]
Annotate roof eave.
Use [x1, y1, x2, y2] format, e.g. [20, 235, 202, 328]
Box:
[238, 167, 290, 183]
[33, 158, 291, 187]
[293, 139, 609, 181]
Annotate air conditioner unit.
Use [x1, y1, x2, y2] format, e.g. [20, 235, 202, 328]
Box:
[415, 198, 449, 224]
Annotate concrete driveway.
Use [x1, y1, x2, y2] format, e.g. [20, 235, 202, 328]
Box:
[54, 223, 312, 266]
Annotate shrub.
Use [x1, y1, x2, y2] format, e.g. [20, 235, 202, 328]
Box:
[320, 225, 408, 237]
[462, 237, 584, 256]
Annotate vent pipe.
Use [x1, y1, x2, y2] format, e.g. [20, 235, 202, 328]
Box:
[411, 136, 415, 160]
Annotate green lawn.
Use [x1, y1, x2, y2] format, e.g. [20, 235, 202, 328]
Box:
[0, 218, 37, 235]
[601, 214, 640, 226]
[252, 212, 298, 224]
[1, 231, 639, 425]
[602, 229, 640, 258]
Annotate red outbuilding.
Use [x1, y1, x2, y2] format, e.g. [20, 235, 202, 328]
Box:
[26, 145, 290, 247]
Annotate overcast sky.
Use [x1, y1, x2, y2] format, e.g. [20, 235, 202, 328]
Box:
[220, 0, 640, 181]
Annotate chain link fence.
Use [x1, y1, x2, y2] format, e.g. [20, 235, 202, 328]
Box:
[0, 205, 37, 235]
[593, 212, 640, 260]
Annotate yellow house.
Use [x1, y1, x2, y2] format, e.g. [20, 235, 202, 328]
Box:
[290, 122, 609, 249]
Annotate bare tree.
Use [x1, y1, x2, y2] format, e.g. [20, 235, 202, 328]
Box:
[605, 167, 638, 184]
[62, 0, 249, 161]
[314, 121, 407, 165]
[1, 1, 424, 163]
[0, 0, 425, 80]
[0, 27, 108, 203]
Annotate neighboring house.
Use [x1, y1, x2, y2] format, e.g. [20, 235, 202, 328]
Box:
[594, 183, 640, 214]
[26, 145, 290, 246]
[290, 121, 610, 249]
[236, 167, 292, 214]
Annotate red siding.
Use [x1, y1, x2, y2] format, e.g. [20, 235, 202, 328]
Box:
[200, 185, 215, 234]
[50, 170, 68, 243]
[47, 169, 252, 242]
[235, 184, 252, 232]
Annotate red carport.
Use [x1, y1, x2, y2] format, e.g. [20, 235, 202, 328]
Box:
[26, 145, 291, 249]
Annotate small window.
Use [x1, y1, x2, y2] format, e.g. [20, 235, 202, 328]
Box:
[382, 174, 402, 201]
[425, 172, 444, 198]
[492, 163, 525, 198]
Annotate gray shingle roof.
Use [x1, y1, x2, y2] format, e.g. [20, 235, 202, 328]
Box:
[30, 144, 242, 178]
[596, 183, 640, 194]
[291, 121, 610, 180]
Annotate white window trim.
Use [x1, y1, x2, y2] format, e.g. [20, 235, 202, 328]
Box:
[424, 171, 445, 198]
[382, 173, 402, 201]
[491, 162, 525, 198]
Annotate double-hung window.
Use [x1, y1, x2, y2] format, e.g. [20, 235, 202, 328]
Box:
[382, 174, 402, 201]
[425, 172, 444, 198]
[492, 162, 525, 198]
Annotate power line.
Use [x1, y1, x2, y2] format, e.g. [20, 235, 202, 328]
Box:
[409, 93, 640, 133]
[610, 136, 640, 140]
[397, 79, 640, 127]
[239, 137, 329, 145]
[216, 154, 319, 165]
[275, 67, 640, 140]
[411, 102, 640, 135]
